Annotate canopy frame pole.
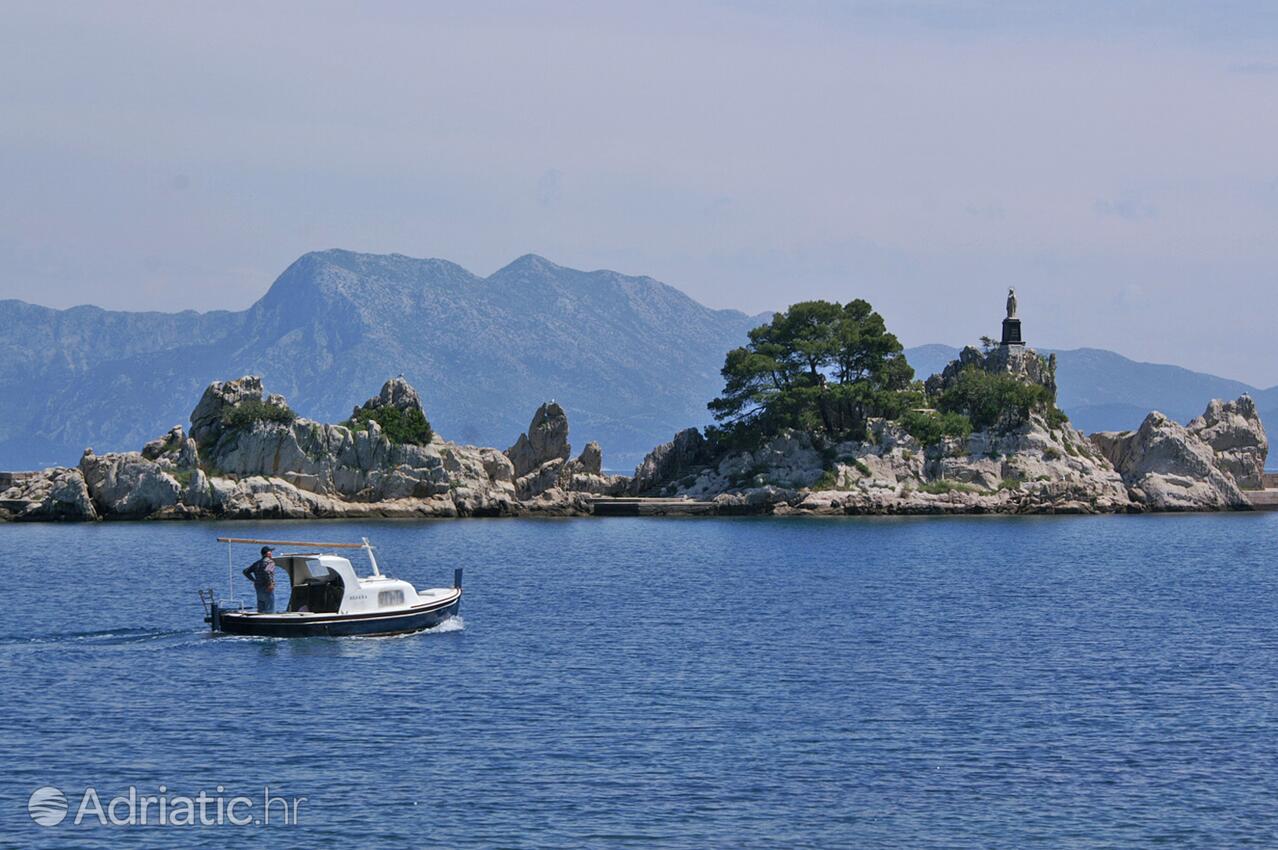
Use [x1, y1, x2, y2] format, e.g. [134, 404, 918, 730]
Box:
[363, 537, 382, 577]
[227, 540, 234, 599]
[215, 537, 366, 549]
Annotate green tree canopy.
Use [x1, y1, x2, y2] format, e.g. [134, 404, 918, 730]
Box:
[935, 366, 1058, 431]
[709, 299, 914, 441]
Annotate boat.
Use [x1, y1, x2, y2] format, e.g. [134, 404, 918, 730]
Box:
[198, 537, 461, 638]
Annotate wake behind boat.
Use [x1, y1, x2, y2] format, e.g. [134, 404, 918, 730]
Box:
[198, 537, 461, 638]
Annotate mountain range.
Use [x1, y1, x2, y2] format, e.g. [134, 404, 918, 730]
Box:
[1, 249, 1273, 471]
[0, 251, 766, 470]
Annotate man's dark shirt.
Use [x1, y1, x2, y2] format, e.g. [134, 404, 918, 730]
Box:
[243, 557, 276, 591]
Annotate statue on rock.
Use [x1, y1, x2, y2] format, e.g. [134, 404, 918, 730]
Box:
[1001, 287, 1023, 347]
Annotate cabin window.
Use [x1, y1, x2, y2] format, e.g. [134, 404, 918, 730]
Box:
[378, 590, 405, 608]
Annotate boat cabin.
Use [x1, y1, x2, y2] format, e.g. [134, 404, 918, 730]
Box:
[276, 554, 350, 614]
[272, 553, 422, 616]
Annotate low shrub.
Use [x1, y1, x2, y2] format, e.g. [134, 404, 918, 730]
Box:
[349, 405, 433, 446]
[900, 409, 973, 446]
[936, 367, 1056, 431]
[221, 399, 297, 429]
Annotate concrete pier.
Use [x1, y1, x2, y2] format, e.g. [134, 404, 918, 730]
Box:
[1244, 472, 1278, 510]
[590, 497, 718, 516]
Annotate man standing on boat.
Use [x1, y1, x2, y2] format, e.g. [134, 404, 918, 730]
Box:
[243, 546, 277, 614]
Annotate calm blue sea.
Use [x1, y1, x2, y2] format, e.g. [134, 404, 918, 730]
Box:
[3, 514, 1278, 848]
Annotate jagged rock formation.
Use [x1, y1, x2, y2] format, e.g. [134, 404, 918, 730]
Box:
[505, 403, 627, 500]
[1187, 396, 1268, 490]
[186, 376, 527, 517]
[356, 376, 423, 417]
[1090, 396, 1266, 510]
[630, 428, 713, 495]
[2, 376, 614, 520]
[506, 402, 571, 478]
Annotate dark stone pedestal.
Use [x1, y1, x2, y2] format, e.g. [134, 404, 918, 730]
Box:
[1001, 318, 1023, 346]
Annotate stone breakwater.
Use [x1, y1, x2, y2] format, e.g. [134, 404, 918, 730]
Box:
[0, 375, 1267, 521]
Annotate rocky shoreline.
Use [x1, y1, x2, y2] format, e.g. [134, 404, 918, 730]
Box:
[1, 369, 1268, 522]
[626, 394, 1266, 517]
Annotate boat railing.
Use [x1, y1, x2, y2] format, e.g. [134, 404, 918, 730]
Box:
[197, 588, 244, 616]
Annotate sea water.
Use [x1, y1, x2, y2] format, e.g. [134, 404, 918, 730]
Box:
[3, 514, 1278, 848]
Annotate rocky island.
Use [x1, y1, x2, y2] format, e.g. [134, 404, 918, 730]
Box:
[1, 292, 1268, 521]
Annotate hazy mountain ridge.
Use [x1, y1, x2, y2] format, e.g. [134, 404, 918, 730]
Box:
[2, 250, 1271, 472]
[0, 251, 767, 469]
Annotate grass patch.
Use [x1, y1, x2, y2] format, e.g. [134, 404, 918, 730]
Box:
[916, 479, 979, 495]
[813, 470, 839, 490]
[198, 460, 226, 479]
[1043, 447, 1062, 461]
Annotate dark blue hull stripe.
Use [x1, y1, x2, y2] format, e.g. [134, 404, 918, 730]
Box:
[216, 594, 461, 638]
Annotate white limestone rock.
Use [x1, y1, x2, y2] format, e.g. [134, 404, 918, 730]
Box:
[506, 402, 571, 478]
[0, 468, 99, 521]
[1186, 395, 1268, 490]
[357, 375, 423, 415]
[78, 450, 182, 518]
[189, 376, 268, 446]
[1092, 409, 1249, 511]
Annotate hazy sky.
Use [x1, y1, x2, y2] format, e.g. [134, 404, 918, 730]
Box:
[3, 2, 1278, 384]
